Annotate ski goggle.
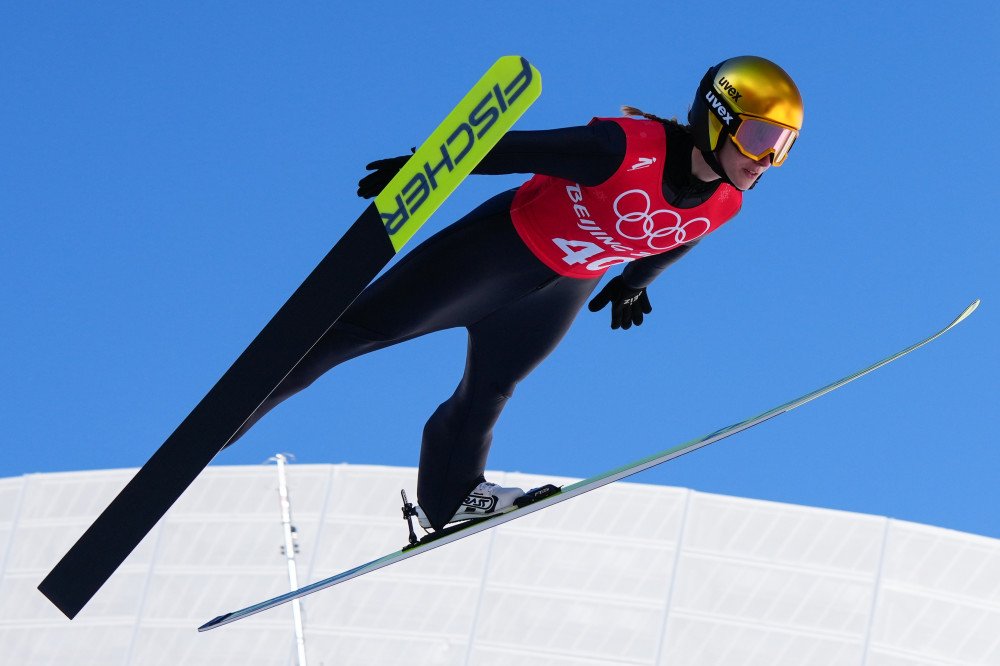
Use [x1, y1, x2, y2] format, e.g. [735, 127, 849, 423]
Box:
[729, 116, 799, 166]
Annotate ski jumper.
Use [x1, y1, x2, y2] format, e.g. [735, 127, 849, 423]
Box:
[232, 118, 743, 529]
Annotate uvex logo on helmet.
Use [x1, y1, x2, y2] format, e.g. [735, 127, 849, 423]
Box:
[717, 76, 743, 103]
[704, 90, 734, 126]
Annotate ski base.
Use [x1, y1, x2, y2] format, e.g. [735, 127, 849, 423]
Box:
[198, 300, 978, 632]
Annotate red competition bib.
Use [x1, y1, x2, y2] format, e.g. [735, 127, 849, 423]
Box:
[510, 117, 742, 278]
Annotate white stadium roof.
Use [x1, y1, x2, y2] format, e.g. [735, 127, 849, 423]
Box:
[2, 463, 999, 665]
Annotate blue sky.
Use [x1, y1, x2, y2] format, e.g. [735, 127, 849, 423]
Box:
[3, 2, 997, 540]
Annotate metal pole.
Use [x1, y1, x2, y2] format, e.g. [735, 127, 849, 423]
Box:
[271, 454, 308, 666]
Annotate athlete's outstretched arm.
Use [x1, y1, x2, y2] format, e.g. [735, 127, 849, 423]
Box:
[621, 240, 699, 289]
[357, 122, 627, 198]
[472, 122, 625, 185]
[587, 241, 700, 330]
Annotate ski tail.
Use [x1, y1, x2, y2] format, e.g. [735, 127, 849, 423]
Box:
[375, 56, 540, 250]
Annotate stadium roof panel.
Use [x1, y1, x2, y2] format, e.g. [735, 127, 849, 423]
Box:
[2, 464, 999, 665]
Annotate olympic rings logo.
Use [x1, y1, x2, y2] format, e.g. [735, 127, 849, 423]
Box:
[613, 189, 711, 250]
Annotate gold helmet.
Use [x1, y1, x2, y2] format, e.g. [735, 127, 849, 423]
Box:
[689, 56, 803, 170]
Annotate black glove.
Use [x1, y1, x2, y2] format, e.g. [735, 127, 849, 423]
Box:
[588, 275, 652, 330]
[357, 152, 413, 199]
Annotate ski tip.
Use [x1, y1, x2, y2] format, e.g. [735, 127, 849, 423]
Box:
[953, 299, 980, 326]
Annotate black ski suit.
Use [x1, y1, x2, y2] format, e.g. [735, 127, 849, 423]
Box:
[234, 119, 728, 529]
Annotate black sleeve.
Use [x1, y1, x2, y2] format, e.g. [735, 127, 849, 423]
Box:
[471, 120, 626, 187]
[621, 240, 700, 289]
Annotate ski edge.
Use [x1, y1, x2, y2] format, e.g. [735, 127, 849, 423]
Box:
[198, 300, 979, 632]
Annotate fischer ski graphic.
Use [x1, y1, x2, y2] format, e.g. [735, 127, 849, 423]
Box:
[199, 299, 979, 632]
[38, 56, 542, 620]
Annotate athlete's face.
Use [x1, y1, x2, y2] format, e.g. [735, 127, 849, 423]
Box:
[718, 138, 771, 191]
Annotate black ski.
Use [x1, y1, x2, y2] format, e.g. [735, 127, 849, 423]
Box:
[38, 56, 542, 619]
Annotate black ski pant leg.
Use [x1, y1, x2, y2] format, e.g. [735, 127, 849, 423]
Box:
[229, 190, 602, 529]
[416, 271, 600, 528]
[228, 318, 400, 444]
[230, 191, 559, 443]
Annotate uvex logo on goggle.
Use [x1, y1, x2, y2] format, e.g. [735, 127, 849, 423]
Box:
[704, 90, 735, 126]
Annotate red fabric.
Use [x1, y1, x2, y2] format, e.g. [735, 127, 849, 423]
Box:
[510, 117, 742, 278]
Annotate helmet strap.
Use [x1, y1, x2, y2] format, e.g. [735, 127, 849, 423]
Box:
[697, 141, 737, 189]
